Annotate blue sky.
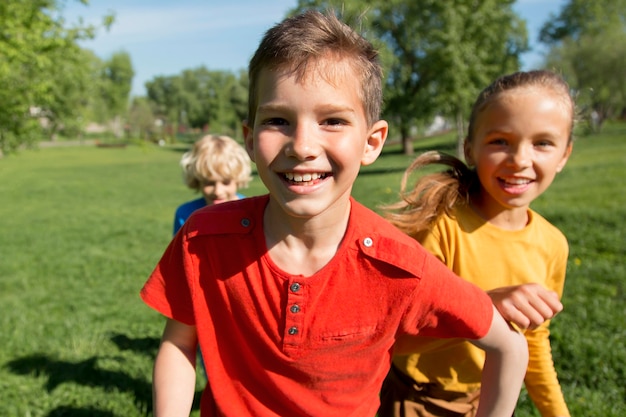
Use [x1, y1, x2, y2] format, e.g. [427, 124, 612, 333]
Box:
[64, 0, 568, 97]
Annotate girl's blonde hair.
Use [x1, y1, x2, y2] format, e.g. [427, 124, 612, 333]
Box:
[181, 134, 252, 191]
[384, 70, 575, 239]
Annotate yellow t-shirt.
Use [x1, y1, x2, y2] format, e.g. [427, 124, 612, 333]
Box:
[393, 204, 570, 417]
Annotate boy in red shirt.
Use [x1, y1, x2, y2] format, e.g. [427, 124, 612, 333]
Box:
[140, 10, 527, 417]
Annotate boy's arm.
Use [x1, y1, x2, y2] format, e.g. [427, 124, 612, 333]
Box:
[471, 306, 529, 417]
[153, 318, 198, 417]
[488, 283, 563, 330]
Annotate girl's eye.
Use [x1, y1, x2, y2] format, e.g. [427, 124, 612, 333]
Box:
[262, 117, 288, 126]
[535, 140, 553, 148]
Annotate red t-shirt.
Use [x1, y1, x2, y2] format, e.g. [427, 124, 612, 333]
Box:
[141, 195, 493, 416]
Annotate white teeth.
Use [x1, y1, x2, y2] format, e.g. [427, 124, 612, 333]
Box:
[284, 172, 323, 182]
[506, 178, 531, 185]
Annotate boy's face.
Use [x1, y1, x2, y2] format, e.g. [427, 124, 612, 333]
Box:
[244, 58, 387, 220]
[465, 87, 572, 217]
[200, 178, 239, 206]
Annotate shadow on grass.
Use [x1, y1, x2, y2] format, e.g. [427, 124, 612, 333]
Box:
[5, 354, 152, 413]
[110, 333, 160, 358]
[4, 333, 201, 416]
[47, 406, 115, 417]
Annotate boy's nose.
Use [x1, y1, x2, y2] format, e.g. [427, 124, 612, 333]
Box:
[214, 182, 226, 194]
[287, 124, 321, 160]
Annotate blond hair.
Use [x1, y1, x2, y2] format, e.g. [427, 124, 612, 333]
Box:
[385, 70, 575, 238]
[247, 10, 383, 127]
[181, 135, 252, 191]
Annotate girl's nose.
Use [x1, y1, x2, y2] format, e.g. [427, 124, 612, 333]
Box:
[510, 144, 532, 168]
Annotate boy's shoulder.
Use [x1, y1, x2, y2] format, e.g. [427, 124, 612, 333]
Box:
[183, 195, 267, 238]
[350, 198, 431, 278]
[175, 197, 205, 215]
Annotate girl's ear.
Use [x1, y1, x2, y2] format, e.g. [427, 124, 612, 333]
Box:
[556, 141, 573, 173]
[463, 138, 474, 166]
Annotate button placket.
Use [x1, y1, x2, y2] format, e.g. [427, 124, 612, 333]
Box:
[285, 279, 305, 345]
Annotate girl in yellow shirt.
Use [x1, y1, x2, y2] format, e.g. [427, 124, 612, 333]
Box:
[380, 70, 575, 417]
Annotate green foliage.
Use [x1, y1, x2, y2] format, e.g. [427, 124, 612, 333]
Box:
[0, 0, 107, 154]
[0, 124, 623, 416]
[540, 0, 626, 132]
[539, 0, 626, 43]
[545, 27, 626, 131]
[145, 67, 248, 141]
[101, 51, 135, 120]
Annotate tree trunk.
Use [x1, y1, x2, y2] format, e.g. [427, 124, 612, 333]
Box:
[401, 124, 413, 155]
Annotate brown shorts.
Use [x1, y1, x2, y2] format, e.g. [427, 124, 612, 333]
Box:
[378, 364, 481, 417]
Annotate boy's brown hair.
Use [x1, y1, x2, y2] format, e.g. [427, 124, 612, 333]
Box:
[247, 10, 383, 127]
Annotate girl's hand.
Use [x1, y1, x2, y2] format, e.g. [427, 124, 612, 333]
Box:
[487, 283, 563, 330]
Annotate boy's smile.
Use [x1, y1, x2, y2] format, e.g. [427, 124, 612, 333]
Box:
[244, 57, 387, 223]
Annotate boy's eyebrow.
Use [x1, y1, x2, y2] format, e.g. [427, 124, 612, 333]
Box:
[257, 102, 358, 115]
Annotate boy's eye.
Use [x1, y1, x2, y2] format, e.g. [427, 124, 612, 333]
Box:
[322, 118, 346, 127]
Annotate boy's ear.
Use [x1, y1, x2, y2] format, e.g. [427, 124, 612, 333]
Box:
[361, 120, 388, 166]
[556, 141, 573, 173]
[242, 120, 256, 162]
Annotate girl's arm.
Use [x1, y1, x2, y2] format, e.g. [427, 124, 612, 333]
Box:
[471, 306, 529, 417]
[153, 318, 198, 417]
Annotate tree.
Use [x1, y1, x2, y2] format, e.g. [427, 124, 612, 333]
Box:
[292, 0, 527, 155]
[145, 67, 248, 140]
[127, 96, 156, 141]
[545, 28, 626, 131]
[0, 0, 111, 154]
[539, 0, 626, 131]
[93, 51, 134, 137]
[539, 0, 626, 44]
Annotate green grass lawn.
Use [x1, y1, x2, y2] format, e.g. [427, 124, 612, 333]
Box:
[0, 125, 624, 416]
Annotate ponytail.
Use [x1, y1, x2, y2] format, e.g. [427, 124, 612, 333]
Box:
[383, 151, 478, 239]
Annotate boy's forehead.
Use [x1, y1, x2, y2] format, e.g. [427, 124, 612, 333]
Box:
[259, 56, 360, 89]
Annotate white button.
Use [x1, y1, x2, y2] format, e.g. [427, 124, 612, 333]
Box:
[363, 237, 373, 247]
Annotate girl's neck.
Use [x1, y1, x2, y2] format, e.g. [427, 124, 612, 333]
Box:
[469, 194, 529, 231]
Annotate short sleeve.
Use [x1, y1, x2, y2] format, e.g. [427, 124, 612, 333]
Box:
[140, 229, 196, 325]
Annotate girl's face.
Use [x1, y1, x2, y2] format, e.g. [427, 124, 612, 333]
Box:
[200, 178, 239, 206]
[465, 86, 573, 224]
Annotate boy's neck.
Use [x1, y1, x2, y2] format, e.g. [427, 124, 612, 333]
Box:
[263, 198, 351, 276]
